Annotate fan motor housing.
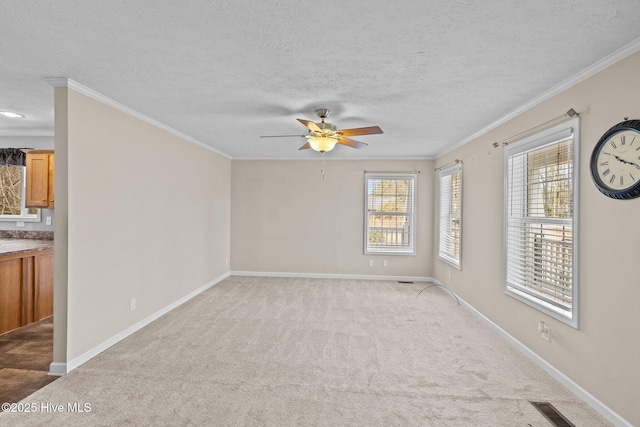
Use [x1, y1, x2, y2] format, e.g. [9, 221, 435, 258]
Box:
[316, 122, 336, 132]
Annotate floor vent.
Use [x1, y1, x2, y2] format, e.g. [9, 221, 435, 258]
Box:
[530, 401, 575, 427]
[398, 281, 414, 284]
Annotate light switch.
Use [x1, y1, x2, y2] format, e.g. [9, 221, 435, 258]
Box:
[46, 216, 52, 225]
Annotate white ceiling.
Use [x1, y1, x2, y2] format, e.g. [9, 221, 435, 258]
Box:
[1, 1, 640, 159]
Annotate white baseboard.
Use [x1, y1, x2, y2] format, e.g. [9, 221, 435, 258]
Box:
[429, 277, 632, 427]
[48, 271, 230, 376]
[231, 270, 432, 283]
[48, 362, 67, 377]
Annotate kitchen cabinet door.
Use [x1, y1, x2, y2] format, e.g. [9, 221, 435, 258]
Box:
[25, 150, 54, 209]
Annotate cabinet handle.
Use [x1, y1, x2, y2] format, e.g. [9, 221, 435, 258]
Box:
[50, 200, 54, 202]
[42, 199, 46, 202]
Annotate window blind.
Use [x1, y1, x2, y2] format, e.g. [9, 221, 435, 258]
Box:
[364, 173, 416, 254]
[438, 164, 462, 268]
[505, 135, 575, 316]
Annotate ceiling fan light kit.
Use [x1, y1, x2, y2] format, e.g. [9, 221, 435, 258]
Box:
[308, 136, 338, 153]
[261, 108, 383, 154]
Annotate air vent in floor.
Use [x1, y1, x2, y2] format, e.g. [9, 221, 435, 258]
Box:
[529, 401, 575, 427]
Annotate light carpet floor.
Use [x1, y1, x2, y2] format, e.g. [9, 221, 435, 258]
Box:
[1, 276, 611, 426]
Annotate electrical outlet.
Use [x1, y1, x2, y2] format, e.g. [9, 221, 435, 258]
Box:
[16, 221, 25, 227]
[46, 216, 52, 225]
[225, 257, 229, 265]
[538, 321, 550, 342]
[368, 260, 373, 267]
[130, 298, 136, 311]
[542, 326, 550, 342]
[383, 260, 388, 267]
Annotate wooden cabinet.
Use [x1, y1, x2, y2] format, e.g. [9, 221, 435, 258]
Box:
[25, 150, 55, 209]
[0, 257, 24, 334]
[34, 251, 54, 321]
[0, 249, 53, 335]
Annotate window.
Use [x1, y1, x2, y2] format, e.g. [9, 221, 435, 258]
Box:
[438, 163, 462, 269]
[504, 118, 579, 327]
[0, 165, 40, 221]
[364, 173, 416, 255]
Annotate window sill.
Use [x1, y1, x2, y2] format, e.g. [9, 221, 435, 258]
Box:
[365, 249, 416, 256]
[505, 285, 578, 329]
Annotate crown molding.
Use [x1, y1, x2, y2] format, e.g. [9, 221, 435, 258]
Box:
[435, 36, 640, 158]
[45, 77, 232, 159]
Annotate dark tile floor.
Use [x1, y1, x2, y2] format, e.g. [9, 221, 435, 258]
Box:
[0, 318, 57, 409]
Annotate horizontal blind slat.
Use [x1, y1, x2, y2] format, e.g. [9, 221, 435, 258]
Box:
[505, 136, 574, 310]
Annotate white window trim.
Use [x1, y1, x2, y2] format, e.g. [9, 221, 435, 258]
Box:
[503, 117, 580, 328]
[438, 163, 462, 269]
[364, 173, 417, 255]
[0, 166, 41, 222]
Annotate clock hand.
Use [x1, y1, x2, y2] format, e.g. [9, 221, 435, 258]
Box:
[607, 153, 640, 168]
[617, 156, 640, 168]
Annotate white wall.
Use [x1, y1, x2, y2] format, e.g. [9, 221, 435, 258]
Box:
[231, 159, 432, 278]
[54, 87, 231, 364]
[433, 51, 640, 426]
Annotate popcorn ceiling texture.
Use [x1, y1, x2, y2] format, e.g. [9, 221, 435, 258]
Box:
[1, 1, 640, 158]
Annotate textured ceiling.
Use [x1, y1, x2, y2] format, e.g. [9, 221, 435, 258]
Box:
[1, 1, 640, 159]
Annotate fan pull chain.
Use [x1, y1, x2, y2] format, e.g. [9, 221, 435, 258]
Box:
[321, 152, 326, 179]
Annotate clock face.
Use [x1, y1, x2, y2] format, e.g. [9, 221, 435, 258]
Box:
[594, 130, 640, 190]
[590, 120, 640, 199]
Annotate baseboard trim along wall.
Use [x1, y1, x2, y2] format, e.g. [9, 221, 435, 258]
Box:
[429, 277, 633, 427]
[49, 272, 230, 377]
[231, 270, 432, 283]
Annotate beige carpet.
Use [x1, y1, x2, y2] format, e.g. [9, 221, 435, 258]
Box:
[1, 276, 610, 426]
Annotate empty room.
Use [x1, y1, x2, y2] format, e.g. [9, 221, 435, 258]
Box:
[1, 1, 639, 426]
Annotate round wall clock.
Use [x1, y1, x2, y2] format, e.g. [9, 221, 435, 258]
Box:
[590, 119, 640, 200]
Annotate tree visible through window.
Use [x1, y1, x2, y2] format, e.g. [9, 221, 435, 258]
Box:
[364, 173, 416, 254]
[0, 165, 22, 215]
[0, 165, 39, 220]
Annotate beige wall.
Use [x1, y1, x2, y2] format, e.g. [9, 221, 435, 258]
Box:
[56, 88, 231, 362]
[433, 51, 640, 425]
[231, 159, 432, 278]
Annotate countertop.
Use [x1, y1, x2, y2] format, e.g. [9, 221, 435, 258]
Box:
[0, 239, 54, 257]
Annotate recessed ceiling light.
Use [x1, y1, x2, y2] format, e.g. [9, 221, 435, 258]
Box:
[0, 111, 25, 118]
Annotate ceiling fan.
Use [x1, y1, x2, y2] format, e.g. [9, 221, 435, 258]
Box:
[260, 108, 383, 153]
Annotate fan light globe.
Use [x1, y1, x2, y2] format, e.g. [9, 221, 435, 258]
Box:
[308, 136, 338, 152]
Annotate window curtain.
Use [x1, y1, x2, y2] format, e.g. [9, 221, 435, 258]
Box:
[0, 148, 27, 166]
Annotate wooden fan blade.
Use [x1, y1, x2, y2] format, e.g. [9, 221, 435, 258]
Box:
[298, 142, 311, 150]
[337, 126, 383, 137]
[260, 134, 306, 138]
[338, 137, 368, 149]
[297, 119, 322, 133]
